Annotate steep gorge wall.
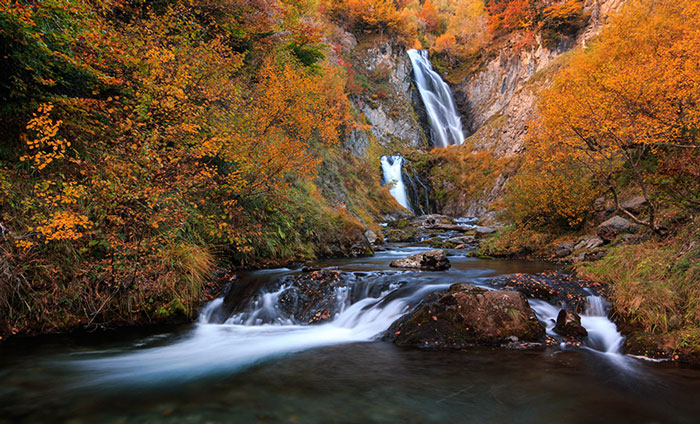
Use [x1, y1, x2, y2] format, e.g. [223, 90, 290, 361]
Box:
[442, 0, 626, 216]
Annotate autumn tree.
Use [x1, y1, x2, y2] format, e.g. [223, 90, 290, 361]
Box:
[0, 0, 356, 334]
[523, 0, 700, 232]
[418, 0, 440, 33]
[486, 0, 538, 33]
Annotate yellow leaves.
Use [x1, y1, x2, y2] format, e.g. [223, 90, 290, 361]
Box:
[34, 211, 92, 243]
[20, 103, 70, 171]
[15, 239, 35, 252]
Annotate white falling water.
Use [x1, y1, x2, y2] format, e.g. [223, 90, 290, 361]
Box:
[529, 295, 625, 355]
[381, 155, 412, 211]
[67, 278, 452, 386]
[580, 295, 626, 355]
[407, 49, 465, 148]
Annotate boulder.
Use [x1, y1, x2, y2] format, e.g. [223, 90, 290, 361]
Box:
[489, 271, 607, 313]
[364, 229, 378, 245]
[390, 249, 450, 270]
[574, 236, 604, 251]
[554, 310, 588, 339]
[473, 225, 497, 235]
[447, 235, 477, 245]
[389, 283, 545, 348]
[555, 242, 575, 258]
[277, 270, 351, 324]
[597, 216, 632, 241]
[413, 214, 455, 227]
[621, 196, 647, 214]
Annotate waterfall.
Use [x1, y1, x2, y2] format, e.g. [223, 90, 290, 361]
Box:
[381, 155, 412, 211]
[580, 295, 625, 354]
[529, 295, 625, 355]
[407, 49, 465, 148]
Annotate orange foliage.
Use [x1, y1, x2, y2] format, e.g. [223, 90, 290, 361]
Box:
[512, 0, 700, 230]
[418, 0, 440, 33]
[0, 0, 356, 331]
[486, 0, 536, 33]
[321, 0, 413, 38]
[431, 32, 457, 55]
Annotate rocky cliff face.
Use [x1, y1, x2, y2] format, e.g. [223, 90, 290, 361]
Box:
[442, 0, 625, 216]
[456, 0, 625, 158]
[339, 34, 429, 156]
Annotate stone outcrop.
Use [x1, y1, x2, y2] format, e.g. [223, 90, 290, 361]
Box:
[389, 283, 544, 348]
[597, 216, 632, 241]
[346, 38, 429, 154]
[438, 0, 625, 216]
[620, 196, 647, 214]
[390, 249, 450, 270]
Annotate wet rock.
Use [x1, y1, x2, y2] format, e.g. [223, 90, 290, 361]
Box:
[621, 196, 647, 214]
[301, 266, 339, 273]
[554, 310, 588, 339]
[277, 270, 352, 324]
[389, 283, 544, 348]
[446, 235, 479, 248]
[472, 225, 497, 235]
[555, 242, 575, 258]
[414, 214, 456, 227]
[383, 228, 418, 242]
[574, 236, 604, 251]
[390, 249, 450, 270]
[489, 271, 607, 313]
[597, 216, 632, 241]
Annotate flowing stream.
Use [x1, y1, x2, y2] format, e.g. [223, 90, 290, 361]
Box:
[1, 245, 699, 423]
[408, 49, 465, 148]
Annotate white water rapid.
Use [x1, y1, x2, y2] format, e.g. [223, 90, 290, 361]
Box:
[67, 269, 451, 386]
[529, 295, 625, 355]
[381, 155, 412, 211]
[407, 49, 465, 148]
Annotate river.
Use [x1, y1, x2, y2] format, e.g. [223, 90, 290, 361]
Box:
[1, 244, 700, 423]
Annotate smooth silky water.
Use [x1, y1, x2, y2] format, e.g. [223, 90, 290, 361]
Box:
[2, 245, 700, 423]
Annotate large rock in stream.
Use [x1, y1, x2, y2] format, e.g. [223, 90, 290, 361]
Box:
[390, 249, 450, 270]
[554, 310, 588, 339]
[489, 271, 607, 313]
[388, 283, 545, 348]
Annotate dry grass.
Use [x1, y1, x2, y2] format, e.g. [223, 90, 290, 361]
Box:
[579, 218, 700, 359]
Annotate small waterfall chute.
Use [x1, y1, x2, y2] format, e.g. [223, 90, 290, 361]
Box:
[381, 155, 412, 211]
[408, 49, 465, 148]
[581, 295, 626, 354]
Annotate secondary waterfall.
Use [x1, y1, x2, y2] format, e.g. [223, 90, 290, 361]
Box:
[381, 155, 411, 211]
[408, 49, 465, 148]
[529, 295, 625, 355]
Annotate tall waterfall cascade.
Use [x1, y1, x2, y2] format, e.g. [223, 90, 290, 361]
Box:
[381, 155, 412, 211]
[407, 49, 465, 148]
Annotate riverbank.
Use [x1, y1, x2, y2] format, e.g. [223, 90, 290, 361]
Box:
[474, 215, 700, 365]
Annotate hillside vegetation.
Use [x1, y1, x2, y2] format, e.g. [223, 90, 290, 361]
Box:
[0, 0, 399, 335]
